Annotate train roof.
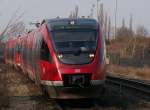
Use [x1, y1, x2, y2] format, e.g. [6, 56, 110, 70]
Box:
[43, 18, 98, 30]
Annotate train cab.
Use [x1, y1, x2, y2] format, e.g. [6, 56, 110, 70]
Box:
[37, 18, 107, 98]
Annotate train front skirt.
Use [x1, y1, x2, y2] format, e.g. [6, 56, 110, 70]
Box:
[41, 80, 105, 99]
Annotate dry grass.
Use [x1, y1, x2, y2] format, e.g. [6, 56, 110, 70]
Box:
[0, 64, 42, 96]
[107, 65, 150, 81]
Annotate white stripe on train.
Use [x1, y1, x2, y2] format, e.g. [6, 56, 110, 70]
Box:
[41, 80, 105, 86]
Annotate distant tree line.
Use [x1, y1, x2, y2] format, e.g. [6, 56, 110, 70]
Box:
[116, 15, 149, 38]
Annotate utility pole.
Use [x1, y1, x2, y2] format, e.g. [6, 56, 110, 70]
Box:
[129, 14, 133, 36]
[97, 0, 102, 25]
[104, 12, 108, 40]
[100, 3, 104, 28]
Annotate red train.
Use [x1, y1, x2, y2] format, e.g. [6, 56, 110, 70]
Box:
[4, 18, 107, 99]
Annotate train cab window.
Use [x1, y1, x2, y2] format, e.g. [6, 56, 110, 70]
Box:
[40, 40, 53, 63]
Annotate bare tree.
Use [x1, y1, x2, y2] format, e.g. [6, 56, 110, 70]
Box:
[117, 27, 131, 38]
[107, 16, 111, 41]
[116, 17, 133, 38]
[69, 5, 79, 19]
[0, 9, 25, 41]
[74, 5, 79, 18]
[136, 25, 148, 37]
[6, 21, 25, 37]
[69, 11, 74, 18]
[122, 17, 125, 28]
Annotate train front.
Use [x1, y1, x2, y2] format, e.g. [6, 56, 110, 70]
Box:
[42, 18, 106, 99]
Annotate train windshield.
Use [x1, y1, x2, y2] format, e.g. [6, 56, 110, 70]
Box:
[51, 29, 98, 64]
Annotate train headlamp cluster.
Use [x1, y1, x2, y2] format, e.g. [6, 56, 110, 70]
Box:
[58, 54, 63, 59]
[58, 54, 94, 58]
[89, 53, 95, 58]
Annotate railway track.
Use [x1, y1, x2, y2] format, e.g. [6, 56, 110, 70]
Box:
[55, 99, 121, 110]
[0, 64, 149, 110]
[0, 64, 121, 110]
[106, 74, 150, 99]
[55, 74, 150, 110]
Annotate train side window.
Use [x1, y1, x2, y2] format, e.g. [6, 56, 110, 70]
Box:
[40, 40, 53, 63]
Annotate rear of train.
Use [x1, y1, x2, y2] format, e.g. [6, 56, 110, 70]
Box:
[39, 18, 107, 99]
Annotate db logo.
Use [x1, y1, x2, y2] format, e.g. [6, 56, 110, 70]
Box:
[75, 69, 80, 73]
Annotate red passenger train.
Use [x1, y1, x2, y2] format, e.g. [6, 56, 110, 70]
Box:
[4, 18, 107, 99]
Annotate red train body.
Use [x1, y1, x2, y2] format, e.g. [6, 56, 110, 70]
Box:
[4, 18, 107, 99]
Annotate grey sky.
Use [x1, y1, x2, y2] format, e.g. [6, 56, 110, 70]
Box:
[0, 0, 150, 32]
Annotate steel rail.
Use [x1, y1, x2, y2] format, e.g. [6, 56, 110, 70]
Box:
[106, 74, 150, 95]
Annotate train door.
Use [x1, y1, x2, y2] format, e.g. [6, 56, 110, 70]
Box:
[15, 38, 21, 66]
[40, 37, 56, 80]
[37, 31, 58, 81]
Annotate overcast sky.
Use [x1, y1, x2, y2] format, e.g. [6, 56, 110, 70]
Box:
[0, 0, 150, 32]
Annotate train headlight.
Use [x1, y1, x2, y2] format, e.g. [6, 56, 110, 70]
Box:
[58, 54, 63, 59]
[89, 53, 95, 58]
